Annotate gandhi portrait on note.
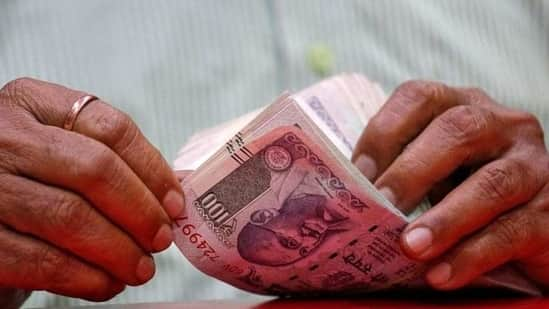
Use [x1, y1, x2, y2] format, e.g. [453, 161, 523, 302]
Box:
[237, 153, 353, 267]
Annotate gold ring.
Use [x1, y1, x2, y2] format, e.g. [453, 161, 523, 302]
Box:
[63, 95, 98, 131]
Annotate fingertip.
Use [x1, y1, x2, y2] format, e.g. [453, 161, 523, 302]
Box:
[83, 279, 126, 302]
[152, 224, 173, 252]
[400, 226, 434, 261]
[378, 186, 397, 207]
[109, 280, 127, 296]
[135, 255, 156, 285]
[163, 189, 185, 219]
[425, 262, 453, 288]
[377, 184, 429, 215]
[353, 154, 378, 180]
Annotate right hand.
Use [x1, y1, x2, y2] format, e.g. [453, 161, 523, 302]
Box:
[352, 80, 549, 291]
[0, 78, 184, 303]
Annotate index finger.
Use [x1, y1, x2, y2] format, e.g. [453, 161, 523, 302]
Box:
[352, 80, 461, 181]
[4, 78, 184, 219]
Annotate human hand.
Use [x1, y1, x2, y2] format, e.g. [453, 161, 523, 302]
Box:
[352, 81, 549, 291]
[0, 78, 184, 302]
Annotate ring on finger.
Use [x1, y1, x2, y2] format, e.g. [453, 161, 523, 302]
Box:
[63, 95, 98, 131]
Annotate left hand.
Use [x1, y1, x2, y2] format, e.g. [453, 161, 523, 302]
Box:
[0, 78, 184, 302]
[352, 80, 549, 291]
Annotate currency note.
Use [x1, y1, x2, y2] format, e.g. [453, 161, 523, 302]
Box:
[175, 126, 422, 295]
[173, 73, 541, 296]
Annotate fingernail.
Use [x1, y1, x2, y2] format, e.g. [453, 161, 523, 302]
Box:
[354, 154, 377, 180]
[426, 262, 452, 286]
[163, 190, 184, 219]
[136, 255, 155, 283]
[378, 186, 397, 206]
[152, 224, 173, 252]
[404, 226, 433, 255]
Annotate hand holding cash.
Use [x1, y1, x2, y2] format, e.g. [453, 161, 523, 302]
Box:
[0, 78, 184, 304]
[174, 74, 549, 296]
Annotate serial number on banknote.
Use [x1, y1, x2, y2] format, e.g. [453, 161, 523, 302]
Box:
[174, 216, 220, 262]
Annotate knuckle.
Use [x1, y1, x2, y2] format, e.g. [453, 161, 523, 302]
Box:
[527, 183, 549, 212]
[491, 212, 534, 251]
[396, 148, 432, 178]
[141, 146, 165, 173]
[95, 108, 139, 150]
[1, 77, 32, 96]
[0, 135, 23, 173]
[35, 246, 73, 288]
[363, 113, 403, 149]
[51, 193, 94, 236]
[457, 242, 484, 263]
[91, 147, 117, 172]
[394, 80, 426, 100]
[517, 111, 545, 141]
[77, 146, 120, 184]
[0, 77, 37, 107]
[462, 87, 491, 105]
[365, 113, 391, 138]
[369, 80, 450, 144]
[437, 105, 490, 145]
[394, 80, 449, 104]
[476, 159, 526, 203]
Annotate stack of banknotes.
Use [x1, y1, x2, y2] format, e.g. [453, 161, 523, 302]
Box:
[173, 73, 539, 296]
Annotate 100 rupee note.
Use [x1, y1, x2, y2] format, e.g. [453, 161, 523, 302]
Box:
[175, 126, 421, 294]
[173, 73, 541, 296]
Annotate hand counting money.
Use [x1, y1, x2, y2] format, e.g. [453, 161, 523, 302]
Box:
[173, 73, 540, 296]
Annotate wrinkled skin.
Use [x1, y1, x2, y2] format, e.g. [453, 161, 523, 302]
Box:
[0, 78, 185, 306]
[352, 80, 549, 292]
